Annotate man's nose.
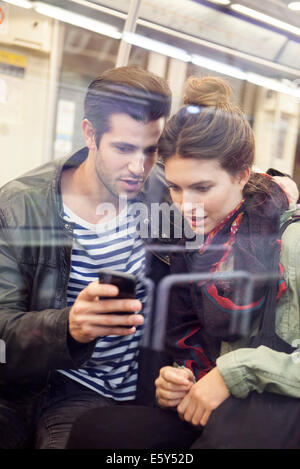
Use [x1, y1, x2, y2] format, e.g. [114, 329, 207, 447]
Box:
[128, 154, 145, 177]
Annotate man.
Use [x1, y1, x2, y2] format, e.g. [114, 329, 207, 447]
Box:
[0, 65, 171, 449]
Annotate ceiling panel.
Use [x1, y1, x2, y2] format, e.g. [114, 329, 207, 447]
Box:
[233, 0, 300, 28]
[279, 40, 300, 69]
[70, 0, 300, 75]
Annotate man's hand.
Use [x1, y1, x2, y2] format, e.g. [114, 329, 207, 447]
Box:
[177, 367, 230, 427]
[155, 366, 194, 408]
[69, 280, 144, 343]
[272, 176, 299, 205]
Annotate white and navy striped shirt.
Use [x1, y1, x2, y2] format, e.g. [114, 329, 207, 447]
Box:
[58, 202, 147, 401]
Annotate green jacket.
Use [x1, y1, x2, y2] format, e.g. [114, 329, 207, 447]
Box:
[217, 206, 300, 399]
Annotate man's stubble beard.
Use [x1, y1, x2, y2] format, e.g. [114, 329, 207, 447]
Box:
[94, 161, 143, 205]
[95, 162, 120, 202]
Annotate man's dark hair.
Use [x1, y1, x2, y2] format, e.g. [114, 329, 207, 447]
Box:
[84, 65, 172, 147]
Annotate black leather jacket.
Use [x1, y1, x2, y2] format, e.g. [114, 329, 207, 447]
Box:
[0, 147, 174, 396]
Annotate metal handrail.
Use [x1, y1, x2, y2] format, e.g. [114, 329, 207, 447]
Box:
[147, 271, 280, 351]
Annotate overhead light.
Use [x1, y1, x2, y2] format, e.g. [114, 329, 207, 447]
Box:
[288, 2, 300, 10]
[121, 33, 299, 98]
[231, 3, 300, 36]
[4, 0, 299, 99]
[32, 2, 122, 39]
[246, 73, 300, 98]
[123, 32, 190, 62]
[207, 0, 231, 5]
[191, 55, 300, 98]
[191, 54, 247, 80]
[2, 0, 33, 8]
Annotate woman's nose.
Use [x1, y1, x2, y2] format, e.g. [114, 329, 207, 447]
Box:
[181, 193, 204, 215]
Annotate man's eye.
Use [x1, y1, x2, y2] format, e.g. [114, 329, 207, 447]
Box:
[145, 148, 157, 157]
[116, 146, 131, 153]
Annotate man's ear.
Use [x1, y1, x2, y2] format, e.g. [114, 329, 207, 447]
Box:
[82, 119, 97, 150]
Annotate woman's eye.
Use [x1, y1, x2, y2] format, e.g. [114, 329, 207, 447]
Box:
[195, 186, 211, 192]
[169, 185, 181, 192]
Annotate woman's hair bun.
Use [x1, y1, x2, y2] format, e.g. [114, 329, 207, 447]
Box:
[183, 76, 232, 110]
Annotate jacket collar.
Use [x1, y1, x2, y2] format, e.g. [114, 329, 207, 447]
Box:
[52, 147, 89, 221]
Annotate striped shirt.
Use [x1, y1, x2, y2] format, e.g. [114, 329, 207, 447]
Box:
[58, 202, 147, 401]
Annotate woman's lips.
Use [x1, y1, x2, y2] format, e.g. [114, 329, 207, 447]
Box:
[187, 215, 207, 227]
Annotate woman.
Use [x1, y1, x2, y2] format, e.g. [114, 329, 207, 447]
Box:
[155, 75, 299, 429]
[66, 76, 300, 449]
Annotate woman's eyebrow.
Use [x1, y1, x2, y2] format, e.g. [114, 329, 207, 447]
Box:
[188, 181, 213, 188]
[165, 179, 213, 187]
[165, 179, 177, 186]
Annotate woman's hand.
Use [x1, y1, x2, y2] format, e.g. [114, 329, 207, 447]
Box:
[177, 367, 230, 427]
[155, 366, 195, 408]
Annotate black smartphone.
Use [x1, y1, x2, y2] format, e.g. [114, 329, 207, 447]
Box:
[98, 268, 136, 310]
[98, 269, 137, 328]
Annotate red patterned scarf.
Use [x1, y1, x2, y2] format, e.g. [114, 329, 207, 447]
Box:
[166, 174, 289, 380]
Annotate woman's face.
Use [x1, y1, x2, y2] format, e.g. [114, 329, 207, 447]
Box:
[165, 155, 249, 235]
